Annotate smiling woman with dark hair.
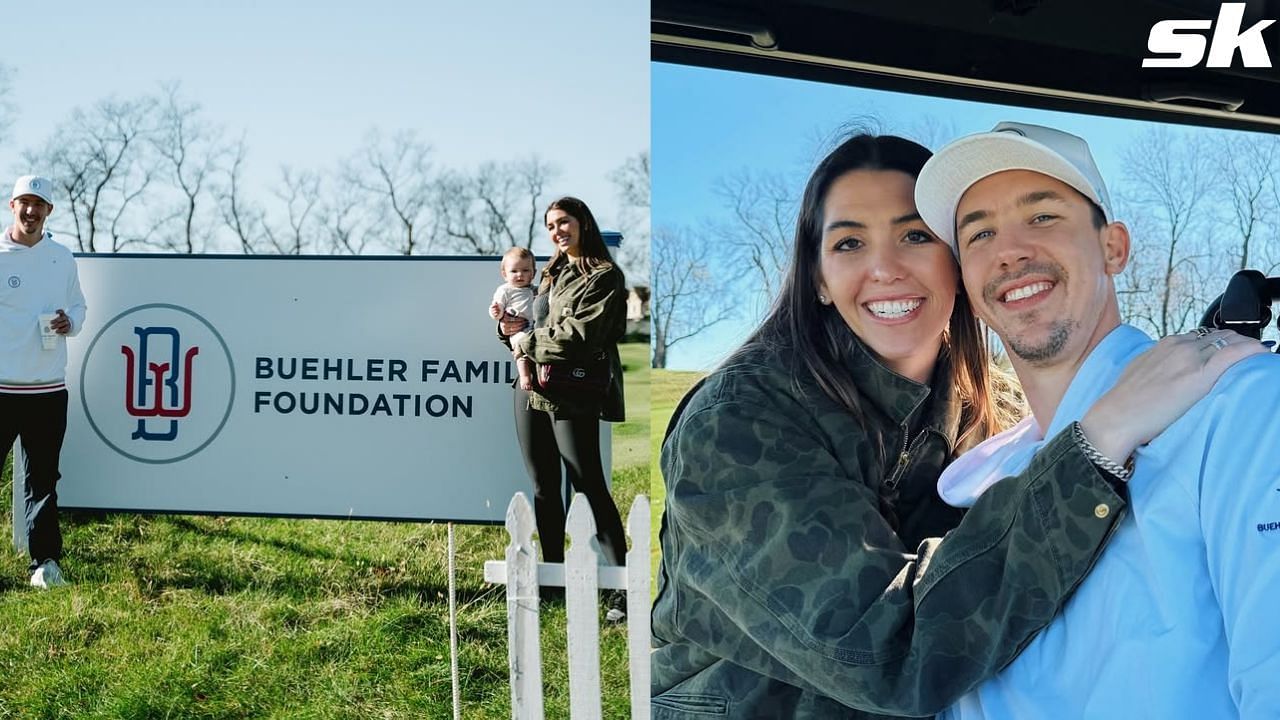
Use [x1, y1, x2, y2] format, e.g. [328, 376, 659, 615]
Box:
[498, 196, 629, 617]
[649, 134, 1237, 719]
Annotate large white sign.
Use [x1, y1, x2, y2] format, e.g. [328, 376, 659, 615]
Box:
[57, 255, 606, 523]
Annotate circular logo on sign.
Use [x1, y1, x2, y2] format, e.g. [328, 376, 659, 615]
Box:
[80, 303, 235, 464]
[7, 276, 19, 288]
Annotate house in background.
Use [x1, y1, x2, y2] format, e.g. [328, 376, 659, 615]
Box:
[627, 285, 649, 340]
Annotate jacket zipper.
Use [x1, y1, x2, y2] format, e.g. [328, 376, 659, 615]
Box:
[883, 388, 933, 492]
[885, 427, 932, 491]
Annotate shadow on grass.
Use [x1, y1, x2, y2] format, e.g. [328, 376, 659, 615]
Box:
[46, 511, 519, 610]
[52, 511, 504, 597]
[118, 553, 506, 607]
[67, 512, 410, 566]
[0, 572, 26, 594]
[164, 515, 354, 563]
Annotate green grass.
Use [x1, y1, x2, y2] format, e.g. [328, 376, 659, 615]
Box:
[648, 369, 706, 591]
[0, 343, 650, 719]
[613, 342, 650, 479]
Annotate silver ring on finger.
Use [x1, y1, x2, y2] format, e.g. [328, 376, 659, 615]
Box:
[1210, 336, 1230, 350]
[1194, 326, 1213, 338]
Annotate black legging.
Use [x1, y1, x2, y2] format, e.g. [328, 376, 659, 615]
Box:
[512, 388, 626, 565]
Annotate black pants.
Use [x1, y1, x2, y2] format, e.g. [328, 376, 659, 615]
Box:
[513, 389, 626, 566]
[0, 390, 68, 571]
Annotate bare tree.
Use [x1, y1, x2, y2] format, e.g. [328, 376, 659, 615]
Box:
[107, 166, 172, 253]
[26, 96, 157, 252]
[434, 156, 559, 254]
[1116, 128, 1215, 337]
[508, 156, 558, 249]
[902, 116, 960, 152]
[431, 169, 483, 251]
[216, 134, 267, 253]
[1215, 132, 1280, 272]
[1257, 147, 1280, 277]
[343, 130, 433, 255]
[151, 83, 224, 254]
[712, 169, 795, 301]
[316, 176, 369, 256]
[0, 64, 14, 143]
[609, 150, 650, 283]
[611, 150, 649, 209]
[262, 166, 320, 255]
[652, 224, 735, 368]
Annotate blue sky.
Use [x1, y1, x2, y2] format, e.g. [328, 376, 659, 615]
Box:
[653, 61, 1273, 369]
[655, 63, 1142, 227]
[0, 1, 648, 250]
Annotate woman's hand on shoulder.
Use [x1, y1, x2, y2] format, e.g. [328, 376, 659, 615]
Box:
[1080, 328, 1266, 464]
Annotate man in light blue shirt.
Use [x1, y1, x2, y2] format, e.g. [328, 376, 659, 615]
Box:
[915, 122, 1280, 718]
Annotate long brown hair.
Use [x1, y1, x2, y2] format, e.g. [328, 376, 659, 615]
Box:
[539, 196, 621, 292]
[727, 134, 1019, 457]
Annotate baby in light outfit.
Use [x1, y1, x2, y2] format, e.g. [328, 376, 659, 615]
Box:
[488, 247, 537, 390]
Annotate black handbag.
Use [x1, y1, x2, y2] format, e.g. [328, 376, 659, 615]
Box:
[536, 350, 612, 397]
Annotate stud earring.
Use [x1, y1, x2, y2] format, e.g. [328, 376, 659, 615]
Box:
[818, 294, 829, 305]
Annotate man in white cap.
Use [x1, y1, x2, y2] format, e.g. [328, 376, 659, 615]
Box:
[914, 123, 1280, 718]
[0, 175, 86, 589]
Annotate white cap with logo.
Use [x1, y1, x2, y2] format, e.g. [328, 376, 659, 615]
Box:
[915, 122, 1111, 256]
[11, 175, 54, 206]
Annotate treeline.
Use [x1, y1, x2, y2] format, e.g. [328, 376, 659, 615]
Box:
[653, 124, 1280, 367]
[6, 80, 648, 280]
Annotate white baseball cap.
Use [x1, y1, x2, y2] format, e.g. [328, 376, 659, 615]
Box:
[915, 122, 1112, 255]
[11, 175, 54, 205]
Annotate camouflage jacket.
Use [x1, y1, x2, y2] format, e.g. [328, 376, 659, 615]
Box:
[652, 338, 1128, 719]
[513, 260, 626, 421]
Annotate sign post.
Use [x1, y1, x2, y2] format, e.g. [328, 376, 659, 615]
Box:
[10, 447, 25, 554]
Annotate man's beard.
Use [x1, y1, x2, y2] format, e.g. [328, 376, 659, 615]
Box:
[981, 261, 1075, 364]
[1005, 318, 1078, 364]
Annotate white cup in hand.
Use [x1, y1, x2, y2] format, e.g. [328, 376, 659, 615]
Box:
[38, 313, 58, 350]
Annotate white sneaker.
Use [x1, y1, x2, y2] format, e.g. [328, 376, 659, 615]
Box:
[29, 560, 67, 589]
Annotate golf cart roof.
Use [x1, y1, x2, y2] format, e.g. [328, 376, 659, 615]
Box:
[653, 0, 1280, 132]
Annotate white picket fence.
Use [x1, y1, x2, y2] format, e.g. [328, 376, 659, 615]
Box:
[484, 492, 650, 720]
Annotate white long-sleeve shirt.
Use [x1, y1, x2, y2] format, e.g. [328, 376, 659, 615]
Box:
[0, 230, 86, 393]
[939, 325, 1280, 719]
